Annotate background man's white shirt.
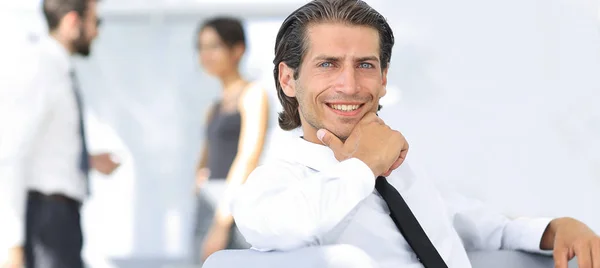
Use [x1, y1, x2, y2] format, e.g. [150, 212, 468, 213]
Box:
[0, 36, 87, 250]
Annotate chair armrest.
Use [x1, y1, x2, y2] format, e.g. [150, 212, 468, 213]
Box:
[202, 244, 377, 268]
[203, 247, 577, 268]
[468, 251, 550, 268]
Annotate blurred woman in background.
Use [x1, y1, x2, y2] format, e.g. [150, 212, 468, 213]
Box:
[193, 17, 269, 263]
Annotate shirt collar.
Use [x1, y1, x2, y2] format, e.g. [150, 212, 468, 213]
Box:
[285, 133, 419, 191]
[288, 137, 341, 172]
[42, 35, 73, 72]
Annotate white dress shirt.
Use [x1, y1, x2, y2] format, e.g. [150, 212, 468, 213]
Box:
[231, 137, 553, 268]
[0, 36, 87, 249]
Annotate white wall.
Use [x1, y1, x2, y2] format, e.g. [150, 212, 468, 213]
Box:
[373, 0, 600, 230]
[0, 0, 46, 39]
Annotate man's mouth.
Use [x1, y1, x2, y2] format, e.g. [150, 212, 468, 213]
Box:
[327, 103, 363, 112]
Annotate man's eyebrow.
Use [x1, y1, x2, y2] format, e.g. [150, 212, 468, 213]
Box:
[312, 55, 342, 62]
[311, 55, 380, 62]
[356, 56, 380, 62]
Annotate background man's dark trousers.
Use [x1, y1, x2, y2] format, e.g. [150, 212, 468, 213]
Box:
[25, 191, 84, 268]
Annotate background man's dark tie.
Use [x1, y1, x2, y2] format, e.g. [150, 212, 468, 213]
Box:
[70, 71, 90, 191]
[375, 176, 448, 268]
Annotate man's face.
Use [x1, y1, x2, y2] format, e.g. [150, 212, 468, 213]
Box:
[73, 0, 99, 57]
[280, 22, 388, 141]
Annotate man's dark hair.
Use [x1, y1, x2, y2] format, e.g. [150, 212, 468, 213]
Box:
[274, 0, 393, 131]
[42, 0, 90, 31]
[197, 17, 247, 48]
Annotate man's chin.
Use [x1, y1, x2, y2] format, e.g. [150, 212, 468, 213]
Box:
[76, 49, 91, 57]
[74, 43, 91, 57]
[328, 129, 351, 143]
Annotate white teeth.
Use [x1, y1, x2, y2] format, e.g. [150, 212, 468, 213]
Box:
[330, 104, 360, 111]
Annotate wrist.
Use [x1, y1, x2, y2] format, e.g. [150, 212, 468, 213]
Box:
[6, 246, 23, 253]
[550, 217, 579, 232]
[366, 161, 386, 178]
[540, 217, 572, 250]
[348, 157, 377, 178]
[213, 209, 233, 227]
[6, 245, 23, 252]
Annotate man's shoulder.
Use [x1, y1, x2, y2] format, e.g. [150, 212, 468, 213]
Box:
[249, 157, 310, 181]
[28, 37, 71, 75]
[254, 157, 308, 173]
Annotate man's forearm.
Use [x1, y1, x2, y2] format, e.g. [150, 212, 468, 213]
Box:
[232, 159, 375, 250]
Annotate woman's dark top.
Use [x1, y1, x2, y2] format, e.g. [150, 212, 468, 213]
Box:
[205, 101, 242, 179]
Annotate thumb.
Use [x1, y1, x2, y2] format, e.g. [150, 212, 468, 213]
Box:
[317, 129, 344, 152]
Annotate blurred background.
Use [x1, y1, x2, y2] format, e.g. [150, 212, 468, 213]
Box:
[1, 0, 599, 267]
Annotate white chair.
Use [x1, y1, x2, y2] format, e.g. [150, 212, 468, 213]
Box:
[202, 245, 577, 268]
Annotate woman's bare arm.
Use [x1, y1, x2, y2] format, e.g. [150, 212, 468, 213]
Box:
[213, 84, 269, 226]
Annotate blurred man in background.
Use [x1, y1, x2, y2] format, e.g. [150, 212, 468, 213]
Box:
[0, 0, 120, 267]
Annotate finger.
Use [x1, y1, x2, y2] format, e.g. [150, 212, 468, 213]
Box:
[575, 242, 593, 268]
[399, 135, 409, 157]
[394, 131, 409, 161]
[389, 156, 403, 171]
[592, 239, 600, 268]
[399, 147, 408, 163]
[553, 246, 570, 268]
[381, 150, 406, 177]
[110, 162, 120, 170]
[317, 129, 344, 152]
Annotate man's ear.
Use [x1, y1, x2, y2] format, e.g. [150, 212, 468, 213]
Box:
[60, 11, 82, 40]
[279, 62, 296, 97]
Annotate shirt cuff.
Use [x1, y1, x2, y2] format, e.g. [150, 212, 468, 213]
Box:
[502, 217, 553, 255]
[0, 213, 24, 251]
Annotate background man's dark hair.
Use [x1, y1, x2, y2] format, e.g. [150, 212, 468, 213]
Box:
[273, 0, 394, 131]
[197, 17, 247, 49]
[43, 0, 90, 31]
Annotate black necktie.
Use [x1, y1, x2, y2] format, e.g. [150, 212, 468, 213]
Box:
[70, 71, 91, 190]
[375, 176, 448, 268]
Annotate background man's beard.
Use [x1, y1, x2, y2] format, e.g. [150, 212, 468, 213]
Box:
[73, 36, 91, 57]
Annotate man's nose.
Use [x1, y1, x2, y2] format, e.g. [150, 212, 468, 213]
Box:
[333, 66, 359, 95]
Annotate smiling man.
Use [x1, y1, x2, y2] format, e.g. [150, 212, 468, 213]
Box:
[230, 0, 600, 268]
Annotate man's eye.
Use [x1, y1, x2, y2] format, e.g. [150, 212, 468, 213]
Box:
[359, 63, 374, 68]
[319, 62, 333, 68]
